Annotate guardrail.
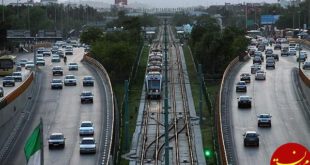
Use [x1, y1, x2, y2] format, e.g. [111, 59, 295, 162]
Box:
[287, 38, 310, 87]
[217, 56, 240, 165]
[0, 72, 34, 112]
[82, 53, 115, 165]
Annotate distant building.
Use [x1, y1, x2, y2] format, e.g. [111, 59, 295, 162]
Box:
[115, 0, 127, 5]
[278, 0, 302, 8]
[40, 0, 57, 5]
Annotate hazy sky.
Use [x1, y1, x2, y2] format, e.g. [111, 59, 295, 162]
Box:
[128, 0, 278, 8]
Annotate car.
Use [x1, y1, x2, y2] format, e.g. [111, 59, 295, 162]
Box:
[83, 76, 94, 86]
[52, 66, 63, 76]
[50, 79, 63, 89]
[265, 48, 273, 54]
[257, 44, 265, 52]
[16, 64, 22, 72]
[243, 131, 259, 147]
[253, 56, 262, 64]
[240, 73, 251, 83]
[68, 62, 78, 71]
[255, 70, 266, 80]
[65, 50, 73, 56]
[51, 54, 61, 63]
[3, 76, 15, 87]
[11, 72, 22, 82]
[36, 54, 43, 59]
[303, 61, 310, 70]
[80, 91, 94, 103]
[79, 121, 94, 136]
[289, 47, 296, 56]
[272, 53, 279, 61]
[19, 59, 28, 67]
[25, 61, 35, 70]
[80, 137, 96, 154]
[51, 46, 59, 54]
[36, 47, 45, 54]
[251, 64, 261, 74]
[297, 54, 307, 62]
[57, 50, 64, 57]
[64, 75, 77, 86]
[238, 95, 252, 108]
[236, 81, 247, 92]
[249, 48, 256, 56]
[0, 87, 4, 97]
[48, 133, 65, 149]
[274, 43, 281, 50]
[43, 51, 51, 56]
[254, 51, 264, 61]
[257, 113, 272, 127]
[300, 51, 308, 59]
[36, 58, 45, 66]
[281, 47, 289, 56]
[266, 57, 275, 69]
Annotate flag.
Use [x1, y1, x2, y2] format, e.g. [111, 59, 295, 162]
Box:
[24, 123, 43, 165]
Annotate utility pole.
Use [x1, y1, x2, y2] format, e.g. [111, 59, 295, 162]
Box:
[124, 80, 129, 152]
[199, 64, 203, 124]
[164, 19, 169, 165]
[245, 3, 248, 30]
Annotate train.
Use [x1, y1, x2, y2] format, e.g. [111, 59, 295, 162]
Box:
[145, 49, 163, 99]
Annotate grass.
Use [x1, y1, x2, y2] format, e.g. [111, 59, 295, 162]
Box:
[183, 44, 220, 164]
[115, 44, 149, 165]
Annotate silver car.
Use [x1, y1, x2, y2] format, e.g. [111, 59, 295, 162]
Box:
[80, 91, 94, 104]
[257, 113, 272, 127]
[79, 121, 94, 136]
[68, 62, 78, 71]
[11, 72, 22, 82]
[255, 70, 266, 80]
[64, 75, 77, 86]
[80, 137, 96, 154]
[51, 79, 63, 89]
[48, 133, 65, 149]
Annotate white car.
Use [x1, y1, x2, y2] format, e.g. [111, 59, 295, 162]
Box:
[11, 72, 22, 82]
[25, 61, 35, 69]
[288, 47, 296, 56]
[48, 133, 65, 148]
[19, 59, 28, 67]
[255, 70, 266, 80]
[80, 137, 96, 154]
[257, 113, 272, 127]
[36, 58, 45, 66]
[79, 121, 94, 136]
[300, 51, 307, 58]
[51, 54, 61, 63]
[64, 75, 77, 86]
[68, 62, 78, 71]
[50, 79, 63, 89]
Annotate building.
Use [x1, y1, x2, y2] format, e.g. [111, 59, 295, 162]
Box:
[115, 0, 127, 5]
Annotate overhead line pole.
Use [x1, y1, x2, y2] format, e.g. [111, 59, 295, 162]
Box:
[164, 19, 169, 165]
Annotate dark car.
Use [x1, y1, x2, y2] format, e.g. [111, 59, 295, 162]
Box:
[83, 76, 94, 86]
[48, 133, 65, 149]
[243, 131, 259, 147]
[236, 81, 247, 92]
[253, 56, 262, 64]
[303, 61, 310, 70]
[3, 76, 15, 87]
[80, 91, 94, 104]
[265, 49, 273, 54]
[238, 96, 252, 108]
[240, 73, 251, 83]
[281, 47, 289, 56]
[52, 66, 63, 76]
[266, 53, 279, 61]
[274, 43, 281, 50]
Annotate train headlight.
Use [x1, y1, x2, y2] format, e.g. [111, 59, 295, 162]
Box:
[156, 89, 159, 93]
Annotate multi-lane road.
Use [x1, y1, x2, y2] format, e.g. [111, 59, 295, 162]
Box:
[226, 45, 310, 164]
[3, 47, 113, 165]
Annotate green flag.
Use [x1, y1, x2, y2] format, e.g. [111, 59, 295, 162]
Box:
[24, 123, 42, 162]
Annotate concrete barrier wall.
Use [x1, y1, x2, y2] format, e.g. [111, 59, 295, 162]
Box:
[217, 57, 239, 165]
[0, 72, 35, 150]
[82, 54, 115, 165]
[287, 38, 310, 86]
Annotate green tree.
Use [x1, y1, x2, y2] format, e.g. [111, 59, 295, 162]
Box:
[80, 27, 103, 45]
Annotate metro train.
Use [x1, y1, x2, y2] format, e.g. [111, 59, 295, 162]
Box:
[145, 71, 162, 99]
[145, 49, 163, 99]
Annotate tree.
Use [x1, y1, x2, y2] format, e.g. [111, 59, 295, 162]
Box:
[80, 27, 103, 45]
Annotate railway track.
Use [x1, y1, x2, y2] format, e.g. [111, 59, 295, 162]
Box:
[139, 24, 195, 164]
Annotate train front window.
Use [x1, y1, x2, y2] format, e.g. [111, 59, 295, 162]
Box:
[0, 60, 14, 69]
[148, 80, 160, 89]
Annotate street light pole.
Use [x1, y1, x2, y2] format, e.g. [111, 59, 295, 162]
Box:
[2, 0, 4, 22]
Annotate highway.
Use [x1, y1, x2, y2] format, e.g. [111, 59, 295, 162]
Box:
[226, 45, 310, 164]
[3, 47, 113, 165]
